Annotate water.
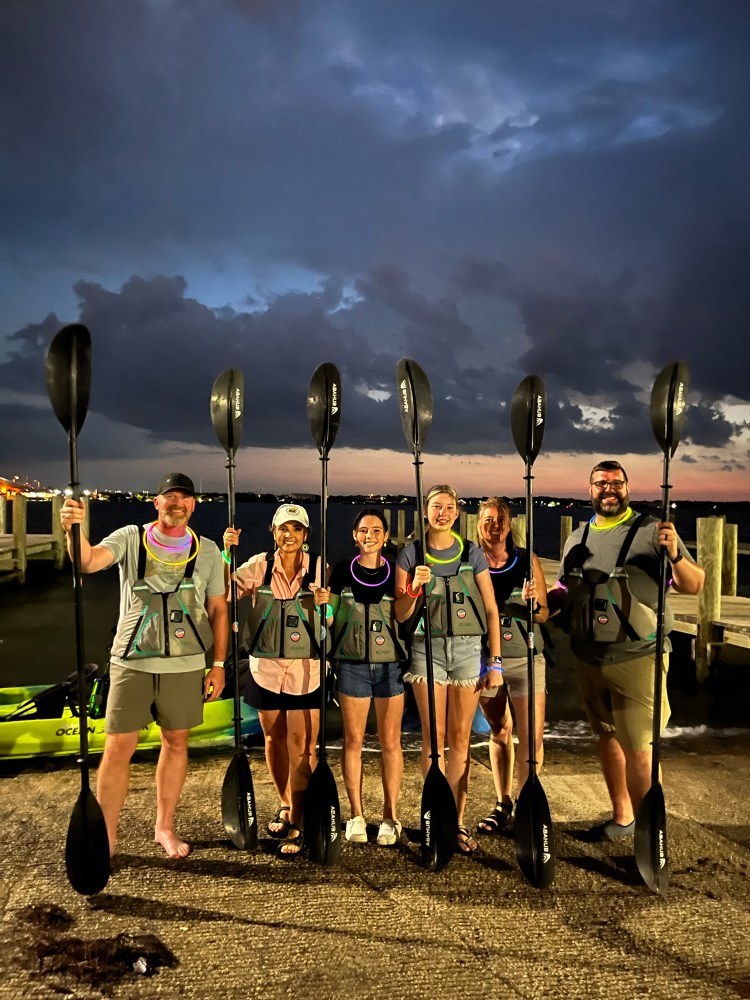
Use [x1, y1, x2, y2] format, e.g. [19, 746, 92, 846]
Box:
[3, 498, 750, 743]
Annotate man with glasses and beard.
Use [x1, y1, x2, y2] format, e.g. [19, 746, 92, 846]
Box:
[61, 472, 227, 859]
[548, 460, 704, 841]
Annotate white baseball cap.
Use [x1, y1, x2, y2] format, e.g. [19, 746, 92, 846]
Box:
[271, 503, 310, 528]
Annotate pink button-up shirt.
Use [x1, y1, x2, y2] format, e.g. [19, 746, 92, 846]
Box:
[234, 550, 324, 696]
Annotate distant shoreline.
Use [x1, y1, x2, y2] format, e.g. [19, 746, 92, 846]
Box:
[20, 492, 750, 509]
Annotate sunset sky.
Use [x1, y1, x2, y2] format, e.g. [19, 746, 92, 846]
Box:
[1, 1, 749, 500]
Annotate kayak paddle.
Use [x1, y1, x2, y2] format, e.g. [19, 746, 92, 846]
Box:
[510, 374, 555, 889]
[45, 323, 110, 896]
[303, 362, 342, 865]
[634, 360, 690, 895]
[395, 358, 458, 871]
[211, 368, 257, 851]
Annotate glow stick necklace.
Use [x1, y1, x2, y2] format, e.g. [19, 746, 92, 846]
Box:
[350, 555, 391, 588]
[145, 521, 192, 550]
[487, 547, 519, 575]
[143, 525, 200, 566]
[425, 531, 464, 565]
[589, 506, 634, 530]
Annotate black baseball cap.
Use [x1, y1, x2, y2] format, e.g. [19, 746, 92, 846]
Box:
[156, 472, 196, 497]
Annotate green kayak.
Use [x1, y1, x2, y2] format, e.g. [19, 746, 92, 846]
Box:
[0, 674, 260, 760]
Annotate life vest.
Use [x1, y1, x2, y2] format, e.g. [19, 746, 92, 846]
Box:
[498, 589, 546, 658]
[409, 539, 487, 639]
[111, 532, 214, 660]
[242, 552, 321, 659]
[489, 548, 545, 658]
[562, 513, 658, 644]
[329, 590, 407, 662]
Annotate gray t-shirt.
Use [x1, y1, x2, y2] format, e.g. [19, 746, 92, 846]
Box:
[100, 523, 225, 673]
[557, 510, 691, 665]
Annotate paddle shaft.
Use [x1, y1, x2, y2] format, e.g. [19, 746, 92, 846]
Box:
[650, 450, 671, 784]
[412, 457, 440, 762]
[67, 416, 93, 785]
[523, 457, 538, 778]
[225, 455, 244, 751]
[317, 451, 330, 760]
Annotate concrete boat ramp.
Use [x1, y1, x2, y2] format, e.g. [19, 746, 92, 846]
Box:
[0, 733, 748, 1000]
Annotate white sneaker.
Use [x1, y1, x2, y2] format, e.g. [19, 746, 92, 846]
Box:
[345, 816, 367, 843]
[376, 818, 402, 847]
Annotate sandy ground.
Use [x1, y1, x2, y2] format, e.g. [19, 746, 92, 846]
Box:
[0, 728, 748, 1000]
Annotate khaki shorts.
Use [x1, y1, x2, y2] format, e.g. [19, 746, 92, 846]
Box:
[105, 663, 205, 734]
[480, 654, 546, 700]
[576, 653, 670, 752]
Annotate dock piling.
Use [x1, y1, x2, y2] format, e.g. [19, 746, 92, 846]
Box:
[696, 516, 723, 682]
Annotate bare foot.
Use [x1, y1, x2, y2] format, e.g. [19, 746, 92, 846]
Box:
[154, 829, 191, 859]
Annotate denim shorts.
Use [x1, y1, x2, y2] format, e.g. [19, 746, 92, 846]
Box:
[404, 635, 482, 687]
[336, 661, 405, 699]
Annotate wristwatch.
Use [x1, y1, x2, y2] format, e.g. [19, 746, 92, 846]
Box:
[669, 552, 684, 566]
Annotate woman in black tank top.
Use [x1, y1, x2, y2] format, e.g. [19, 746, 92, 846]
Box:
[475, 497, 550, 835]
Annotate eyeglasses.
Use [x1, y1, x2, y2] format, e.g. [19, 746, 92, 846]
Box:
[590, 480, 627, 492]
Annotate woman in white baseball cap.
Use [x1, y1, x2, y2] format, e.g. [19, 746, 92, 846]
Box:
[224, 503, 327, 857]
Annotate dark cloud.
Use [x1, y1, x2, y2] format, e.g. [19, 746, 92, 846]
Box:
[1, 0, 748, 489]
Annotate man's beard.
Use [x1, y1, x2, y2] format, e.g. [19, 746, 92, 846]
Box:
[591, 492, 629, 518]
[162, 508, 188, 527]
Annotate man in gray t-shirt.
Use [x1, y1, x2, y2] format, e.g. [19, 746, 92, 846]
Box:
[549, 460, 704, 842]
[61, 471, 227, 860]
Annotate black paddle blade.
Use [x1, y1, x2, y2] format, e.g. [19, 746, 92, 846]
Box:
[65, 788, 110, 896]
[650, 361, 690, 458]
[307, 363, 342, 457]
[420, 763, 458, 871]
[510, 374, 546, 466]
[635, 784, 669, 895]
[210, 368, 245, 458]
[45, 324, 92, 435]
[221, 751, 258, 851]
[303, 760, 341, 866]
[395, 358, 433, 456]
[513, 775, 555, 888]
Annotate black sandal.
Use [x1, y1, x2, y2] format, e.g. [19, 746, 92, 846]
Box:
[476, 800, 512, 835]
[457, 826, 479, 854]
[267, 805, 291, 838]
[277, 825, 304, 858]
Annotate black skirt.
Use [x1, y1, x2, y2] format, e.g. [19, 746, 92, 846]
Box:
[244, 669, 320, 712]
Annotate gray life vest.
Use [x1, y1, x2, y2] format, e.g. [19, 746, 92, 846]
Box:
[499, 589, 546, 658]
[409, 539, 487, 639]
[562, 513, 658, 644]
[111, 533, 214, 660]
[329, 590, 407, 663]
[488, 547, 545, 658]
[242, 552, 321, 659]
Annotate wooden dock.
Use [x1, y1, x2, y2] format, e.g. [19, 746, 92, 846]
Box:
[0, 494, 65, 584]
